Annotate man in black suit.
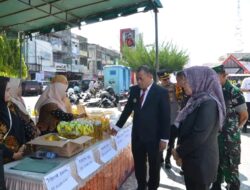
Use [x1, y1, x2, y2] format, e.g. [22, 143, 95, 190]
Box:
[112, 65, 170, 190]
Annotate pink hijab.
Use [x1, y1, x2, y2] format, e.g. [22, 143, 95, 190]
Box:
[35, 75, 68, 113]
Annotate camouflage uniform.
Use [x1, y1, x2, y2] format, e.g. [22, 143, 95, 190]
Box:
[215, 80, 246, 190]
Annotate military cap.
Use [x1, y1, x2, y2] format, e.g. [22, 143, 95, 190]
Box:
[157, 69, 170, 79]
[212, 64, 226, 74]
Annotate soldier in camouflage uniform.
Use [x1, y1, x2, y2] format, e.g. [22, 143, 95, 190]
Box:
[157, 70, 180, 169]
[211, 65, 248, 190]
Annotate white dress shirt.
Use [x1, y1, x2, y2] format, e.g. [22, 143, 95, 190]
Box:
[113, 82, 168, 144]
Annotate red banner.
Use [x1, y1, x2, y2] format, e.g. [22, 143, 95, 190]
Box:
[120, 28, 135, 51]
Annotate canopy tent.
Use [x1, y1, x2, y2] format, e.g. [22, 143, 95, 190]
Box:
[0, 0, 162, 78]
[0, 0, 162, 35]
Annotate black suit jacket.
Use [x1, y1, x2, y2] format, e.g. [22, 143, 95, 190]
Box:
[176, 99, 219, 184]
[116, 83, 170, 142]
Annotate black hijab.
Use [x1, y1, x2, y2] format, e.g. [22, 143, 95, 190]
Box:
[0, 76, 10, 128]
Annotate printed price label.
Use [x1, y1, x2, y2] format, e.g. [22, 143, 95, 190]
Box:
[44, 165, 77, 190]
[98, 140, 117, 163]
[75, 150, 100, 179]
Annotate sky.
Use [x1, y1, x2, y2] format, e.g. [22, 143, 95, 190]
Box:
[71, 0, 250, 66]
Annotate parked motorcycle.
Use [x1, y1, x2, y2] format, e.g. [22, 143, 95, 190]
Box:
[67, 87, 85, 105]
[85, 86, 118, 108]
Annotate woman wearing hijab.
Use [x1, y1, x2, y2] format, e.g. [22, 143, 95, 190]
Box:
[172, 66, 226, 190]
[0, 77, 26, 163]
[8, 78, 40, 141]
[35, 75, 86, 135]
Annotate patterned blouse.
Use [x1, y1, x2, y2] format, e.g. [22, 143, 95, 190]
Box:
[0, 102, 27, 163]
[51, 109, 74, 121]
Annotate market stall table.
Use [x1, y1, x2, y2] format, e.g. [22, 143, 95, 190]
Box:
[4, 127, 133, 190]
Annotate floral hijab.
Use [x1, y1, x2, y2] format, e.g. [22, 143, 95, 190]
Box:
[175, 66, 226, 128]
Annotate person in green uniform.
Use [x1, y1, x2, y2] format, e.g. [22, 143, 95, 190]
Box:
[211, 65, 248, 190]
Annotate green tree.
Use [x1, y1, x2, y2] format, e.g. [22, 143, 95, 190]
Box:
[0, 34, 28, 78]
[120, 39, 189, 76]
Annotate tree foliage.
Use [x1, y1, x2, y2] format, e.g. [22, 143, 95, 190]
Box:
[0, 34, 28, 78]
[120, 39, 189, 76]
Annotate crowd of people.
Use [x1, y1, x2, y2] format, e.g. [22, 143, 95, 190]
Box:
[0, 64, 249, 190]
[112, 64, 248, 190]
[0, 75, 87, 164]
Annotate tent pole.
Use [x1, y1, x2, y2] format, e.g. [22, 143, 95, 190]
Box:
[19, 32, 23, 79]
[154, 7, 159, 81]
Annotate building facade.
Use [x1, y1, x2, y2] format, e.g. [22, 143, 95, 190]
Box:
[24, 30, 120, 81]
[87, 44, 120, 80]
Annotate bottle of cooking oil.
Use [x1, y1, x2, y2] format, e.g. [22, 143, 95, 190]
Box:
[94, 120, 102, 140]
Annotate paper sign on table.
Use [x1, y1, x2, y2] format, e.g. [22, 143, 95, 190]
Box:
[44, 165, 77, 190]
[75, 150, 101, 179]
[98, 140, 117, 163]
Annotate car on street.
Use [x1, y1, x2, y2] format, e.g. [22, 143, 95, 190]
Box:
[38, 80, 50, 92]
[22, 80, 42, 96]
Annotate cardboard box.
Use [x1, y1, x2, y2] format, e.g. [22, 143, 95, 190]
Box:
[28, 134, 93, 157]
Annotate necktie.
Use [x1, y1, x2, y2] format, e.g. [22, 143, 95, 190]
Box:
[140, 89, 146, 106]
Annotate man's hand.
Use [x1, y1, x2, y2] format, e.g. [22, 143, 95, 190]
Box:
[110, 122, 120, 136]
[159, 141, 167, 152]
[110, 128, 118, 136]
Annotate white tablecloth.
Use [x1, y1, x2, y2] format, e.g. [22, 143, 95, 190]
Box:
[4, 126, 133, 190]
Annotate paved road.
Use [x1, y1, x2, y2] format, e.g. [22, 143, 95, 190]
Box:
[23, 96, 250, 190]
[119, 131, 250, 190]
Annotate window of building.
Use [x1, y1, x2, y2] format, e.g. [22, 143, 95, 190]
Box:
[97, 61, 102, 70]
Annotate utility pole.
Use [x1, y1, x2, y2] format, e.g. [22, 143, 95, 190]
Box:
[235, 0, 243, 52]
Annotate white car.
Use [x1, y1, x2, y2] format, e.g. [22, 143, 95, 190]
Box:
[38, 81, 50, 92]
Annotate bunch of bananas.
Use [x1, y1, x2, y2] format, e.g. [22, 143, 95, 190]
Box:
[57, 120, 94, 139]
